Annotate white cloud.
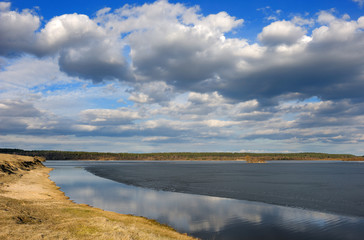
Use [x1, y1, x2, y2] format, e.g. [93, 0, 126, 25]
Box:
[128, 92, 149, 104]
[1, 1, 363, 105]
[317, 10, 336, 24]
[0, 4, 132, 82]
[188, 92, 224, 105]
[142, 136, 171, 142]
[203, 120, 238, 128]
[0, 3, 40, 54]
[128, 81, 175, 104]
[291, 16, 314, 26]
[72, 124, 99, 132]
[1, 1, 364, 154]
[258, 20, 306, 46]
[80, 108, 141, 125]
[0, 2, 10, 11]
[39, 14, 132, 82]
[196, 11, 243, 34]
[312, 13, 361, 42]
[37, 13, 105, 53]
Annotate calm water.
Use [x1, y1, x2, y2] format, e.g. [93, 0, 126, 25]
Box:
[45, 161, 364, 240]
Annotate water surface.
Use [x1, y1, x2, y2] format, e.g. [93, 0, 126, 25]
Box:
[86, 160, 364, 217]
[46, 161, 364, 240]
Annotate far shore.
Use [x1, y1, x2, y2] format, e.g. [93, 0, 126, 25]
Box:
[1, 148, 363, 162]
[0, 153, 196, 240]
[41, 158, 364, 162]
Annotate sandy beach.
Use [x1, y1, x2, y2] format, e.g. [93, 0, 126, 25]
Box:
[0, 154, 195, 240]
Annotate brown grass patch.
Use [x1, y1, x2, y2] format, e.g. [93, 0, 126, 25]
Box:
[0, 153, 196, 240]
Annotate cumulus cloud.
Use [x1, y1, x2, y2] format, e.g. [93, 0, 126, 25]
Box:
[37, 14, 104, 53]
[128, 81, 175, 104]
[58, 45, 133, 83]
[313, 11, 361, 42]
[1, 1, 364, 153]
[107, 3, 364, 106]
[38, 13, 133, 82]
[118, 1, 244, 88]
[258, 20, 306, 46]
[221, 13, 364, 104]
[0, 2, 40, 55]
[1, 1, 363, 106]
[0, 3, 132, 82]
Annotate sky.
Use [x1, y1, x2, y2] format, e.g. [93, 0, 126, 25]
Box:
[0, 0, 364, 154]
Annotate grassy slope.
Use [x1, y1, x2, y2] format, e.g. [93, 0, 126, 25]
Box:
[0, 154, 196, 240]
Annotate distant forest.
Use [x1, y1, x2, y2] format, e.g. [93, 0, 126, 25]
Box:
[1, 148, 363, 161]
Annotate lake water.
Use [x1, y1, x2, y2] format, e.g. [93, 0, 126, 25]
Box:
[45, 160, 364, 240]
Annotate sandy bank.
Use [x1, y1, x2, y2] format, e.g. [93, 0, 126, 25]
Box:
[0, 154, 195, 240]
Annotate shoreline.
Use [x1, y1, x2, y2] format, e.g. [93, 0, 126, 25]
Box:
[0, 153, 196, 240]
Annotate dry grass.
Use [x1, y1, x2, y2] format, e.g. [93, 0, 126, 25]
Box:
[0, 154, 196, 240]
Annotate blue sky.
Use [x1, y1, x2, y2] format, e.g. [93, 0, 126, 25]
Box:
[9, 0, 364, 39]
[1, 0, 364, 154]
[9, 0, 363, 18]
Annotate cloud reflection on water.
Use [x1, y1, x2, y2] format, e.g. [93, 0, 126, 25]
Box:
[48, 164, 364, 240]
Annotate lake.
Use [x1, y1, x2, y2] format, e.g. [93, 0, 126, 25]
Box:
[45, 160, 364, 240]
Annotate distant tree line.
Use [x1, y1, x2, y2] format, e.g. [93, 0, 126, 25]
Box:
[1, 148, 363, 161]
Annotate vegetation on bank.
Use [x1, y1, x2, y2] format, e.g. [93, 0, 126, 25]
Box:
[1, 148, 363, 161]
[245, 156, 267, 163]
[0, 154, 195, 240]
